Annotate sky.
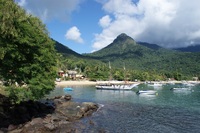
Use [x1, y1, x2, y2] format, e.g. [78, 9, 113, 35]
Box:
[16, 0, 200, 54]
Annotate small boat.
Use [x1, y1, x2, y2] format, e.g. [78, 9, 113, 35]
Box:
[63, 87, 73, 91]
[136, 90, 157, 95]
[148, 82, 162, 87]
[170, 87, 191, 91]
[96, 83, 140, 90]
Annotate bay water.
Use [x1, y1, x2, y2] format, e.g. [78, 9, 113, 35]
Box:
[49, 83, 200, 133]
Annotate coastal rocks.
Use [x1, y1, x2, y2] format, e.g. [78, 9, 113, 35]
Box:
[0, 94, 98, 132]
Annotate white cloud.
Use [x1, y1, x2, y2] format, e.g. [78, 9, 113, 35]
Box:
[65, 26, 84, 43]
[16, 0, 83, 22]
[99, 15, 112, 28]
[93, 0, 200, 51]
[103, 0, 137, 16]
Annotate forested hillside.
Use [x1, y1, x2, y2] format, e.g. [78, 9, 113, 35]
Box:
[84, 33, 200, 80]
[174, 45, 200, 52]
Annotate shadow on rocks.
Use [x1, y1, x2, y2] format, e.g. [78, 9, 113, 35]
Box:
[0, 94, 55, 131]
[0, 94, 99, 133]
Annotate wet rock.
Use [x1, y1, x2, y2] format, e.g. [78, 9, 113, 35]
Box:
[64, 94, 72, 101]
[0, 94, 99, 132]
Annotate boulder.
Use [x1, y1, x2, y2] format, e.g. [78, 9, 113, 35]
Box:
[0, 94, 99, 132]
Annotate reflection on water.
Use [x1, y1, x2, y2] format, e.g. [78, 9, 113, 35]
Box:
[48, 83, 200, 132]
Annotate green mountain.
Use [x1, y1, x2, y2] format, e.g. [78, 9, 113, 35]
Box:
[53, 33, 200, 79]
[85, 33, 200, 77]
[174, 45, 200, 52]
[53, 39, 82, 57]
[53, 39, 106, 74]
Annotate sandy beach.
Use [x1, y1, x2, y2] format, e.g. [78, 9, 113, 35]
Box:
[55, 80, 97, 87]
[55, 80, 140, 87]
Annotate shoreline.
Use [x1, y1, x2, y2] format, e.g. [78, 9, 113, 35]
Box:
[55, 80, 200, 87]
[55, 80, 97, 87]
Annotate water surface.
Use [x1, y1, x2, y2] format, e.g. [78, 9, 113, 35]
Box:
[48, 83, 200, 132]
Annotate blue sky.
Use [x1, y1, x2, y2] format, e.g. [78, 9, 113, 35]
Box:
[16, 0, 200, 54]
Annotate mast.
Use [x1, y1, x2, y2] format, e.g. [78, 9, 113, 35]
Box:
[124, 62, 127, 83]
[109, 61, 112, 81]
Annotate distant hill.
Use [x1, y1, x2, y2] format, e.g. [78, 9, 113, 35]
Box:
[174, 45, 200, 52]
[85, 33, 200, 76]
[137, 42, 162, 50]
[53, 33, 200, 77]
[53, 39, 82, 57]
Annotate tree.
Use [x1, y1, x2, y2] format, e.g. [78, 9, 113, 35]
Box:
[0, 0, 57, 102]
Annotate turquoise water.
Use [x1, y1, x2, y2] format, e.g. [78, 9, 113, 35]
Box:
[49, 83, 200, 132]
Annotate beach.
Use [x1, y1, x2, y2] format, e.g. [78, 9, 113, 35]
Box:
[55, 80, 200, 87]
[55, 80, 97, 87]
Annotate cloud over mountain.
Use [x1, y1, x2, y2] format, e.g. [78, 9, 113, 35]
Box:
[93, 0, 200, 51]
[65, 26, 84, 43]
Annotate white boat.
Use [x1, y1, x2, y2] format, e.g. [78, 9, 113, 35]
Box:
[170, 87, 191, 91]
[148, 82, 162, 87]
[136, 90, 157, 95]
[96, 83, 140, 90]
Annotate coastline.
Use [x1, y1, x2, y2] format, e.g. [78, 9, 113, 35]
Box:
[55, 80, 97, 87]
[55, 80, 200, 87]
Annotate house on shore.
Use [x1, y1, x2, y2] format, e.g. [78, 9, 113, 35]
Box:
[57, 70, 84, 80]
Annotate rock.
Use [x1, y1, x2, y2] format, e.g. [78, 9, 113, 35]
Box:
[0, 130, 4, 133]
[0, 94, 99, 132]
[54, 99, 63, 105]
[58, 120, 69, 126]
[54, 96, 62, 99]
[82, 102, 99, 109]
[8, 124, 17, 131]
[30, 118, 43, 125]
[64, 94, 72, 101]
[16, 105, 27, 115]
[44, 123, 57, 131]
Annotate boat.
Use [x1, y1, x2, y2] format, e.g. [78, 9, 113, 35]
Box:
[63, 87, 73, 91]
[148, 82, 162, 87]
[96, 62, 140, 90]
[136, 90, 157, 95]
[170, 87, 191, 91]
[96, 83, 140, 90]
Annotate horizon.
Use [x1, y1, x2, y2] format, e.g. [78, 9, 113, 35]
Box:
[16, 0, 200, 54]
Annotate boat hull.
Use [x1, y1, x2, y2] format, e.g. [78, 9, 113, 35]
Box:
[96, 83, 140, 90]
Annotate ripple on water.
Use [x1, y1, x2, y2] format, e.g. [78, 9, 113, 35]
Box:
[78, 102, 200, 133]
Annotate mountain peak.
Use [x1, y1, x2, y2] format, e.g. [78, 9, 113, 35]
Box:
[118, 33, 129, 38]
[113, 33, 135, 43]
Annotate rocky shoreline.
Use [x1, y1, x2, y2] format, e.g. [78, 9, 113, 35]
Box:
[0, 94, 99, 133]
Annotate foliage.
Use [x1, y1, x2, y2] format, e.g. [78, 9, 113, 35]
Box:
[0, 0, 57, 102]
[55, 32, 200, 82]
[84, 33, 200, 80]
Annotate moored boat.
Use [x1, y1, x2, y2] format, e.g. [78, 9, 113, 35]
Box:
[148, 82, 162, 87]
[136, 90, 157, 95]
[96, 83, 140, 90]
[63, 87, 73, 91]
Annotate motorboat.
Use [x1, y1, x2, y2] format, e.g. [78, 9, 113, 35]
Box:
[63, 87, 73, 91]
[148, 82, 162, 87]
[96, 83, 140, 90]
[136, 90, 157, 95]
[170, 87, 191, 91]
